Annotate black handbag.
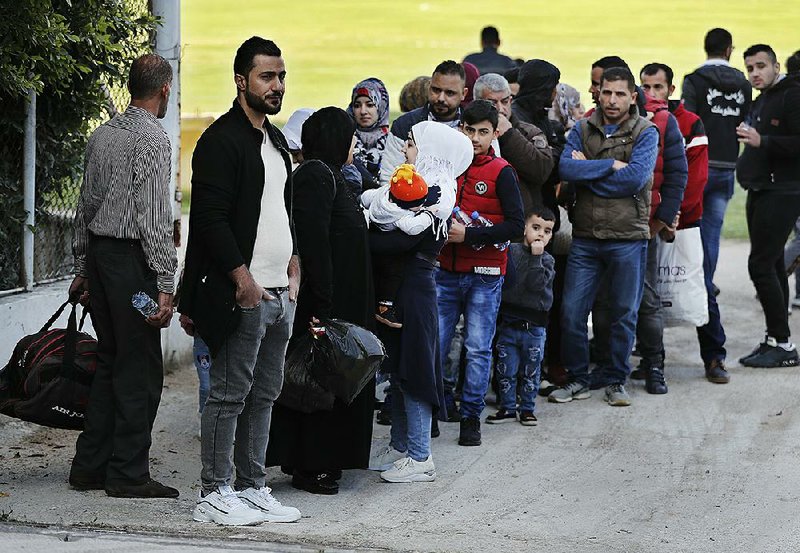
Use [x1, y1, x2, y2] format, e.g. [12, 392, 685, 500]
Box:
[0, 300, 97, 430]
[277, 333, 336, 414]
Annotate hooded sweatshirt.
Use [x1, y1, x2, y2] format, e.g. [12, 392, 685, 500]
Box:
[681, 60, 752, 169]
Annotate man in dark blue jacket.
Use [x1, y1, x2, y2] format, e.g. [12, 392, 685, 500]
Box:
[380, 60, 467, 185]
[736, 44, 800, 368]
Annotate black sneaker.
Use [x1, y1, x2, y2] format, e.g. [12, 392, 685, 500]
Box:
[486, 408, 516, 424]
[644, 365, 668, 394]
[741, 342, 800, 368]
[739, 338, 772, 364]
[376, 404, 392, 425]
[105, 478, 179, 498]
[69, 471, 105, 491]
[518, 411, 538, 426]
[375, 302, 402, 329]
[458, 417, 481, 446]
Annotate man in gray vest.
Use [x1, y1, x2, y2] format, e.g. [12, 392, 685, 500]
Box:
[548, 67, 659, 407]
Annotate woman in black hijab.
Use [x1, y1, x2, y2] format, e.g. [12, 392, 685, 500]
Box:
[266, 107, 375, 495]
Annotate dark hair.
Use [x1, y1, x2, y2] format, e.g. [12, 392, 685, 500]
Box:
[525, 205, 555, 222]
[462, 99, 498, 129]
[399, 76, 430, 112]
[788, 50, 800, 74]
[433, 60, 466, 83]
[704, 28, 733, 57]
[301, 106, 356, 166]
[481, 26, 500, 45]
[503, 66, 520, 85]
[602, 67, 636, 92]
[128, 54, 172, 100]
[640, 62, 674, 86]
[233, 36, 282, 77]
[592, 56, 629, 71]
[743, 44, 778, 64]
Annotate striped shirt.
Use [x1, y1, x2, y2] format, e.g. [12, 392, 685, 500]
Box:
[72, 106, 177, 293]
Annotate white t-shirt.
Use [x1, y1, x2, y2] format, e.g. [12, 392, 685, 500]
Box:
[249, 135, 292, 288]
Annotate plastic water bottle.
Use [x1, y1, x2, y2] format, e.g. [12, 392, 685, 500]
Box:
[452, 207, 472, 226]
[132, 291, 159, 317]
[470, 211, 491, 251]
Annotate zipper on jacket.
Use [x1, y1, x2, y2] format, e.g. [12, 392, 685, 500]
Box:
[451, 168, 471, 272]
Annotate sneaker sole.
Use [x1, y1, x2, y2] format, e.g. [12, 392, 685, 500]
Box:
[239, 499, 302, 523]
[519, 420, 538, 426]
[457, 440, 481, 446]
[368, 461, 401, 472]
[485, 417, 516, 424]
[375, 314, 402, 328]
[706, 375, 730, 384]
[605, 398, 632, 407]
[548, 391, 591, 403]
[742, 359, 800, 368]
[193, 506, 267, 526]
[380, 471, 436, 483]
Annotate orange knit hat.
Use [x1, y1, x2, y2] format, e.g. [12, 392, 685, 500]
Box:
[389, 164, 428, 207]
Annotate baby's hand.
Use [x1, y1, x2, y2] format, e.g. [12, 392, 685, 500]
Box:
[531, 241, 545, 255]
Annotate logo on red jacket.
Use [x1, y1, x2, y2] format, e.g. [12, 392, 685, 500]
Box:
[474, 181, 488, 195]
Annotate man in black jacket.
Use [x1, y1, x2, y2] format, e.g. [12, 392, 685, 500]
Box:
[682, 28, 752, 297]
[736, 44, 800, 368]
[179, 36, 301, 526]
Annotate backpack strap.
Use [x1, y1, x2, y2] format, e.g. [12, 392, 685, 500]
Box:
[38, 300, 72, 334]
[59, 302, 80, 380]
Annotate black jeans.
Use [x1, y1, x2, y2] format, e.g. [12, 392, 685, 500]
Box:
[71, 236, 163, 486]
[746, 190, 800, 342]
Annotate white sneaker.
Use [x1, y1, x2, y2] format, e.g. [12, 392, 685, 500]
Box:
[380, 456, 436, 483]
[193, 486, 268, 526]
[237, 486, 301, 523]
[368, 444, 406, 471]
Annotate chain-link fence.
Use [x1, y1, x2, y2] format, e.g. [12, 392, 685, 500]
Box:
[0, 99, 24, 292]
[0, 0, 153, 294]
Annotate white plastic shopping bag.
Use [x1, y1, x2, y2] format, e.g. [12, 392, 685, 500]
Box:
[656, 227, 709, 327]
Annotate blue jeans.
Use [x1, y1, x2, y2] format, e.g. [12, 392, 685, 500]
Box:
[194, 336, 211, 413]
[436, 269, 504, 419]
[495, 321, 546, 412]
[696, 221, 727, 363]
[201, 290, 295, 492]
[561, 238, 647, 386]
[700, 168, 735, 282]
[389, 380, 433, 462]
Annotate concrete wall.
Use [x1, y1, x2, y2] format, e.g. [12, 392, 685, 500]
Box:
[0, 280, 192, 373]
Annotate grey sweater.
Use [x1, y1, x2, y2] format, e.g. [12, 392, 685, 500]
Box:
[499, 243, 555, 327]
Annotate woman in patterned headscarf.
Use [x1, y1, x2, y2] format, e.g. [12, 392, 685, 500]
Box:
[347, 77, 390, 183]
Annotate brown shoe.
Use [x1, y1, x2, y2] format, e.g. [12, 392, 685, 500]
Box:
[705, 359, 730, 384]
[105, 478, 179, 498]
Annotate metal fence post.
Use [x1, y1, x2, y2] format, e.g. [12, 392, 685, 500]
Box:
[22, 89, 36, 291]
[152, 0, 182, 246]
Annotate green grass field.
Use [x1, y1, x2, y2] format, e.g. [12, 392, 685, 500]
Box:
[180, 0, 799, 232]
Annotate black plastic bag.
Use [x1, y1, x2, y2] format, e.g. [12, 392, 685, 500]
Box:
[277, 334, 335, 414]
[307, 319, 385, 404]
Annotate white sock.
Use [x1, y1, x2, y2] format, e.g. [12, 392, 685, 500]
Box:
[778, 342, 796, 351]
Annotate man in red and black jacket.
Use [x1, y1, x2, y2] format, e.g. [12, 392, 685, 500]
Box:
[437, 100, 524, 447]
[638, 62, 731, 387]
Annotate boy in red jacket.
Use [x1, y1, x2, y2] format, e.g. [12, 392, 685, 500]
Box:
[436, 100, 524, 447]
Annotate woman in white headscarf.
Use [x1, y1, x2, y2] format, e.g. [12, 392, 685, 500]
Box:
[367, 121, 472, 483]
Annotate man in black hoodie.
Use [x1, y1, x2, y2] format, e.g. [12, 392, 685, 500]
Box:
[736, 44, 800, 368]
[682, 28, 752, 297]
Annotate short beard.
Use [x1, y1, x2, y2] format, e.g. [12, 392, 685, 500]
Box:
[244, 84, 282, 116]
[432, 102, 457, 120]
